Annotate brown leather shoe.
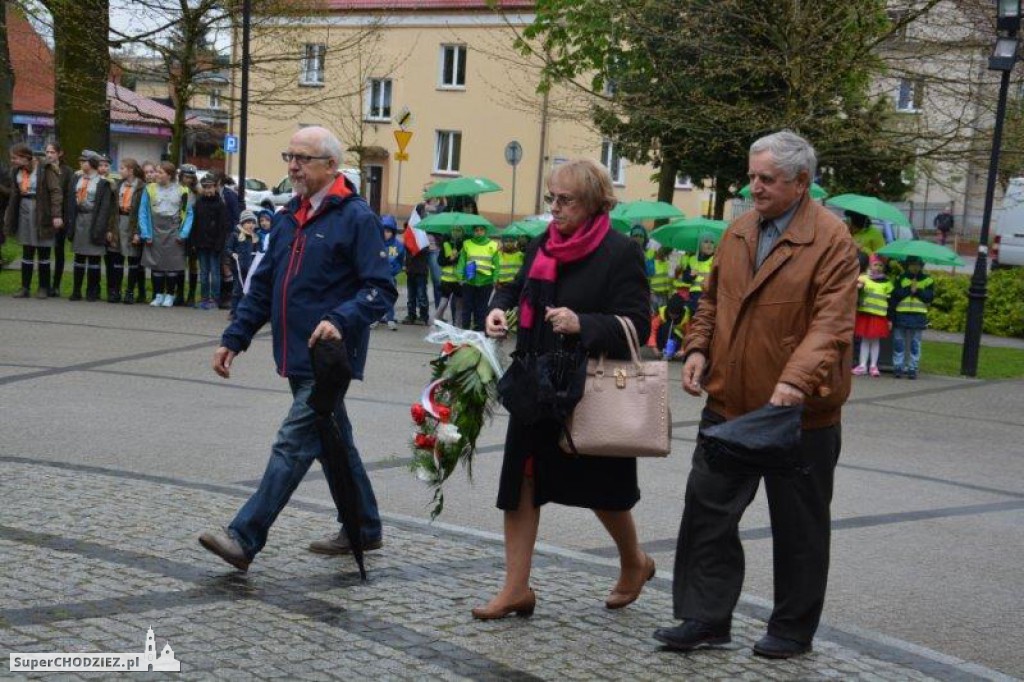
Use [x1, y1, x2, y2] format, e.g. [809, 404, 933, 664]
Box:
[471, 589, 536, 620]
[198, 528, 251, 571]
[605, 554, 656, 610]
[308, 531, 383, 556]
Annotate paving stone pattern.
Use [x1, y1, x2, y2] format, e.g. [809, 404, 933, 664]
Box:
[1, 461, 946, 680]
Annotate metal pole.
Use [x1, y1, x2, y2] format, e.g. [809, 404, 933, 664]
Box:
[510, 165, 517, 222]
[534, 88, 550, 214]
[395, 160, 403, 215]
[960, 66, 1012, 377]
[237, 0, 251, 203]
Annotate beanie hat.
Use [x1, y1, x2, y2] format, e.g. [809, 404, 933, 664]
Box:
[239, 210, 257, 225]
[630, 225, 647, 239]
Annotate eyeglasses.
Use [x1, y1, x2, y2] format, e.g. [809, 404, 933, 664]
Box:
[544, 193, 577, 207]
[281, 152, 332, 165]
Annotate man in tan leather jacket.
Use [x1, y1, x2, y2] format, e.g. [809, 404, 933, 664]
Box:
[654, 131, 859, 658]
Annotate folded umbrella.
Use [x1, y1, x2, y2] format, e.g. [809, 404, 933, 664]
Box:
[307, 339, 366, 580]
[698, 404, 806, 477]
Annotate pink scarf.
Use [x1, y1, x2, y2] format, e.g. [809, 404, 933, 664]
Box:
[519, 213, 610, 329]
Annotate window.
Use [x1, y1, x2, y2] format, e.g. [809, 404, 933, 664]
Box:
[300, 44, 326, 86]
[366, 78, 392, 121]
[675, 173, 693, 190]
[601, 139, 624, 185]
[886, 10, 908, 41]
[440, 45, 467, 88]
[896, 78, 923, 112]
[208, 89, 222, 109]
[435, 130, 462, 173]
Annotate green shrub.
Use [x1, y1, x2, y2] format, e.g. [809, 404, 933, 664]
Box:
[926, 269, 1024, 338]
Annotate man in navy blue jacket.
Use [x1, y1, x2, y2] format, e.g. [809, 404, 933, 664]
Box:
[199, 126, 397, 571]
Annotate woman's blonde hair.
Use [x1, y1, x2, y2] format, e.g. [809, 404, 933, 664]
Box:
[547, 158, 617, 216]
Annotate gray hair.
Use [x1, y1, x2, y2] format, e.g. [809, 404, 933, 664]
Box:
[298, 126, 343, 165]
[749, 130, 816, 182]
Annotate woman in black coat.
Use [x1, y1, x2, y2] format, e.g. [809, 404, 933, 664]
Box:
[474, 158, 654, 620]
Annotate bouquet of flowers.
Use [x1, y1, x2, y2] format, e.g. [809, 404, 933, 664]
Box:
[410, 322, 503, 519]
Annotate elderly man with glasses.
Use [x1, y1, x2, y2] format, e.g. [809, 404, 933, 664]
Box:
[199, 126, 397, 571]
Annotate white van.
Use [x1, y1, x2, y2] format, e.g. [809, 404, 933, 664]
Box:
[269, 168, 361, 207]
[993, 177, 1024, 268]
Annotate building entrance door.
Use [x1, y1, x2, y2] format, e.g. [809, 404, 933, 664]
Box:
[364, 165, 384, 215]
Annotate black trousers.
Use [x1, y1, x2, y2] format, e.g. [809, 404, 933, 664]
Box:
[672, 414, 841, 644]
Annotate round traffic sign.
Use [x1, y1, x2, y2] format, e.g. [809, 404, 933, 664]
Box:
[505, 141, 523, 166]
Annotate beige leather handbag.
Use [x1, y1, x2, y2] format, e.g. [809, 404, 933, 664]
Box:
[559, 316, 672, 457]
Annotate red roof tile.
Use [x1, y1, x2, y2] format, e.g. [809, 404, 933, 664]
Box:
[7, 6, 55, 115]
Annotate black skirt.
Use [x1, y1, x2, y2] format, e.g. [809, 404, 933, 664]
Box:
[496, 416, 640, 512]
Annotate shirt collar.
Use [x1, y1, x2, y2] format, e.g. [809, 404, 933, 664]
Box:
[306, 181, 333, 214]
[761, 197, 802, 234]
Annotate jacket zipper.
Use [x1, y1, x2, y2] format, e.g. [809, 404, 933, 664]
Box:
[279, 221, 307, 376]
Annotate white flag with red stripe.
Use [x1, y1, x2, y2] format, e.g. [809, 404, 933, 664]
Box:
[403, 225, 430, 257]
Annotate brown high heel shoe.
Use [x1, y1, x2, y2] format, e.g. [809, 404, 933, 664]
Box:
[605, 554, 656, 610]
[471, 589, 537, 620]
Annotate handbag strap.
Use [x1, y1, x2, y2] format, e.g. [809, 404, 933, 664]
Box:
[615, 316, 644, 371]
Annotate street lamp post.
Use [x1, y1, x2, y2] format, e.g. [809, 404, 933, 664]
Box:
[237, 0, 251, 204]
[961, 0, 1021, 376]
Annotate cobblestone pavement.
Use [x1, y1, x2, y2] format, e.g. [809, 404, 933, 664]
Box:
[2, 458, 1009, 681]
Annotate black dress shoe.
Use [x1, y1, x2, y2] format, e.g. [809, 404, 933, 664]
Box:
[752, 634, 812, 659]
[653, 620, 731, 651]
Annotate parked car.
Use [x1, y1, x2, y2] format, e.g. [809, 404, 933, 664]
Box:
[269, 168, 361, 207]
[993, 177, 1024, 268]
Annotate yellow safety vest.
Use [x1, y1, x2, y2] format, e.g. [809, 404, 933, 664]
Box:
[497, 250, 524, 284]
[687, 254, 713, 293]
[858, 275, 893, 317]
[647, 250, 672, 295]
[441, 242, 459, 283]
[658, 305, 686, 339]
[895, 276, 933, 315]
[463, 239, 498, 283]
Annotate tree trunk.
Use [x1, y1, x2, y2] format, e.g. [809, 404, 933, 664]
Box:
[0, 3, 15, 161]
[656, 154, 679, 205]
[52, 0, 110, 160]
[713, 174, 730, 220]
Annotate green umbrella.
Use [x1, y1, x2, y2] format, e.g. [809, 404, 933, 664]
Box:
[610, 200, 684, 221]
[610, 216, 633, 234]
[423, 176, 502, 199]
[503, 219, 549, 238]
[737, 182, 828, 200]
[876, 239, 964, 267]
[651, 218, 728, 253]
[825, 194, 911, 228]
[417, 212, 495, 236]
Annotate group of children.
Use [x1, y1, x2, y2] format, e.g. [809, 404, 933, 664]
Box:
[375, 219, 529, 332]
[5, 148, 271, 319]
[854, 253, 934, 379]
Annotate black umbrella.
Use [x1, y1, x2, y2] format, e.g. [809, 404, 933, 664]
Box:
[307, 339, 366, 580]
[698, 403, 807, 477]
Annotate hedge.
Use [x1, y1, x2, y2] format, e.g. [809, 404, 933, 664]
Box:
[928, 268, 1024, 338]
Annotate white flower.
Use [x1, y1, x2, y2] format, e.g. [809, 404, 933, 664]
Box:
[436, 423, 462, 445]
[415, 466, 435, 482]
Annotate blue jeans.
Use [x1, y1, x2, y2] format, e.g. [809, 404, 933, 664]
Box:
[229, 379, 382, 558]
[892, 326, 923, 371]
[461, 284, 493, 331]
[197, 249, 222, 301]
[406, 272, 429, 321]
[428, 250, 442, 306]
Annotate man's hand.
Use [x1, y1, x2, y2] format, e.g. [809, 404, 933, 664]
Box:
[485, 309, 508, 338]
[769, 382, 806, 406]
[213, 346, 237, 379]
[308, 320, 342, 347]
[681, 352, 706, 396]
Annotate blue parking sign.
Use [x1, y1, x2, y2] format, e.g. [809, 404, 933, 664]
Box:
[224, 135, 239, 154]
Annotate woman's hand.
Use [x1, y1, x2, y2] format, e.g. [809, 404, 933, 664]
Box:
[106, 231, 114, 245]
[131, 234, 141, 246]
[545, 306, 580, 335]
[53, 218, 63, 230]
[485, 309, 508, 338]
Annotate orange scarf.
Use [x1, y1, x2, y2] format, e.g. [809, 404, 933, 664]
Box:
[76, 176, 90, 204]
[19, 167, 32, 194]
[120, 183, 134, 212]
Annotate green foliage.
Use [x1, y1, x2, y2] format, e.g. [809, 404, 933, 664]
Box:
[519, 0, 914, 213]
[920, 341, 1024, 380]
[927, 269, 1024, 338]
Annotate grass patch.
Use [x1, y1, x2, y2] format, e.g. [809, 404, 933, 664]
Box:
[920, 340, 1024, 380]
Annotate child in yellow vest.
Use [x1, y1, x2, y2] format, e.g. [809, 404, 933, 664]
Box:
[853, 254, 894, 377]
